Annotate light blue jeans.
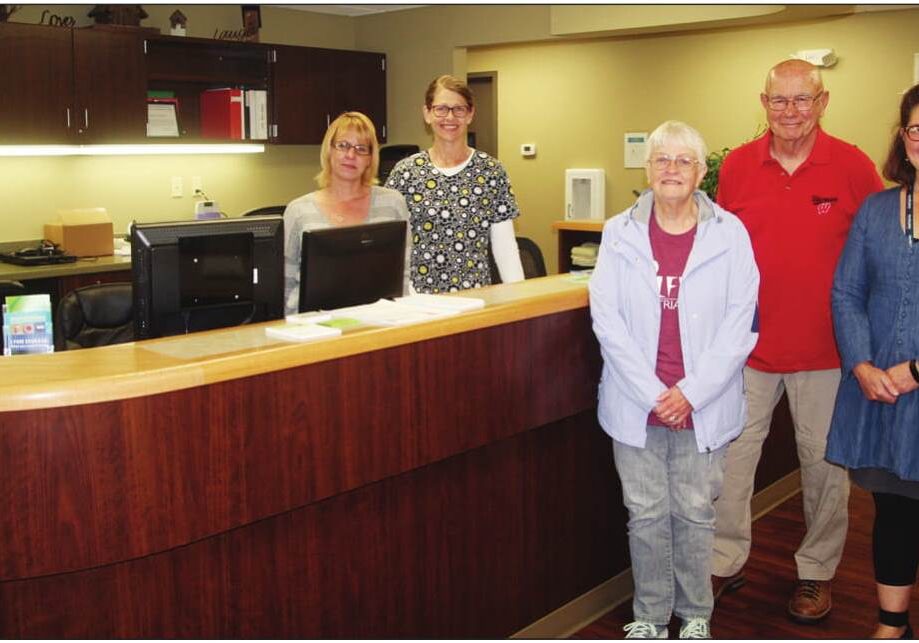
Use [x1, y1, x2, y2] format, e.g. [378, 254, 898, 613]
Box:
[613, 427, 727, 625]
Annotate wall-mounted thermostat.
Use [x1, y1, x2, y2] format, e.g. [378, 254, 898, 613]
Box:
[520, 143, 537, 158]
[624, 132, 648, 169]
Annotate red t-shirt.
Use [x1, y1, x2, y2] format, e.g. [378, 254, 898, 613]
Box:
[716, 128, 882, 372]
[647, 213, 696, 429]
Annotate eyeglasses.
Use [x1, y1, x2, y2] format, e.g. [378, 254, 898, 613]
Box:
[764, 92, 824, 112]
[903, 125, 919, 142]
[332, 140, 371, 156]
[649, 154, 700, 172]
[430, 104, 470, 118]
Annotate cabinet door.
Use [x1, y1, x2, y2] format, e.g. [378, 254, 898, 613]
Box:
[331, 50, 387, 143]
[73, 28, 147, 142]
[270, 45, 332, 145]
[0, 23, 73, 143]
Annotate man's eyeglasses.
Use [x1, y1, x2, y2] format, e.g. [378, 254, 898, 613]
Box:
[332, 140, 371, 156]
[764, 92, 824, 112]
[903, 125, 919, 142]
[649, 154, 700, 172]
[430, 104, 470, 118]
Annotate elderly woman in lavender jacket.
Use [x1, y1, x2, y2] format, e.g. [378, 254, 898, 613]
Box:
[589, 121, 759, 639]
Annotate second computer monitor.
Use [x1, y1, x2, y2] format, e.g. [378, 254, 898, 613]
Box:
[299, 220, 406, 312]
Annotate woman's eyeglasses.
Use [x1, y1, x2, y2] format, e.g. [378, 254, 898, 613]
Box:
[332, 140, 371, 156]
[902, 125, 919, 142]
[430, 104, 470, 118]
[649, 154, 700, 172]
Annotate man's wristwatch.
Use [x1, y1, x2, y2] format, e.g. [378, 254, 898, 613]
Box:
[910, 359, 919, 384]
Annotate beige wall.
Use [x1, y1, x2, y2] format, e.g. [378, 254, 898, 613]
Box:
[464, 7, 919, 272]
[1, 5, 355, 242]
[3, 5, 917, 274]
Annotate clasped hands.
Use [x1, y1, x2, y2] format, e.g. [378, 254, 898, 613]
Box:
[853, 361, 919, 403]
[654, 385, 693, 431]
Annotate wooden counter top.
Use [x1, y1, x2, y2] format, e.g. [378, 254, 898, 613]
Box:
[552, 220, 606, 233]
[0, 254, 131, 281]
[0, 274, 590, 412]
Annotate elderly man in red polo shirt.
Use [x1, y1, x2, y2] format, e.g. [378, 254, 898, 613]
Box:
[711, 59, 883, 623]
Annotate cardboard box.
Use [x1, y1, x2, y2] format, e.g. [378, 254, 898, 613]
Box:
[44, 208, 114, 257]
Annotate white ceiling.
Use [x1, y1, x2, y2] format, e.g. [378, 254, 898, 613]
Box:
[275, 4, 423, 17]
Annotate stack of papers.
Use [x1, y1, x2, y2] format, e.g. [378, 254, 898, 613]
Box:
[330, 294, 487, 328]
[266, 294, 487, 341]
[265, 323, 341, 343]
[571, 242, 599, 268]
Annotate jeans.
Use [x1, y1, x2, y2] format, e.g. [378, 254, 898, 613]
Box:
[614, 427, 727, 624]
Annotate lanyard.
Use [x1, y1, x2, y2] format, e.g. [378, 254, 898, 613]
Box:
[908, 185, 915, 247]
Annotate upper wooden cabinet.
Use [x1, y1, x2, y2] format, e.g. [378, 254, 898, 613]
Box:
[269, 45, 387, 145]
[0, 23, 145, 144]
[144, 35, 270, 141]
[0, 24, 387, 147]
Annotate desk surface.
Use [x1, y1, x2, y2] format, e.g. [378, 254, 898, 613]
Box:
[0, 254, 131, 282]
[0, 275, 589, 412]
[552, 220, 606, 232]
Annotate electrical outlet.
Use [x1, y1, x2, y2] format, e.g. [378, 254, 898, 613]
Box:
[171, 176, 183, 198]
[192, 176, 203, 194]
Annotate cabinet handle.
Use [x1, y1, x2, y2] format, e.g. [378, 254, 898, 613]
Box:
[65, 107, 71, 129]
[326, 114, 330, 128]
[84, 109, 89, 130]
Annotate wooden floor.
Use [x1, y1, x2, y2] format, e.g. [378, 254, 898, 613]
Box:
[574, 485, 919, 639]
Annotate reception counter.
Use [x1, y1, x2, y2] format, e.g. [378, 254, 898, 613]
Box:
[0, 275, 798, 637]
[0, 275, 632, 638]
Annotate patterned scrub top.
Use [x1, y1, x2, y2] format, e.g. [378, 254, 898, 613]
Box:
[385, 149, 520, 293]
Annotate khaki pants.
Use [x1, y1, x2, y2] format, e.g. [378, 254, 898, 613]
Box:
[712, 367, 849, 581]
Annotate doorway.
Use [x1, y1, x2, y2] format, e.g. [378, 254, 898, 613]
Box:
[468, 72, 497, 157]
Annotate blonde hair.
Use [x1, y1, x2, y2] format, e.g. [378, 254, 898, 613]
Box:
[315, 112, 380, 188]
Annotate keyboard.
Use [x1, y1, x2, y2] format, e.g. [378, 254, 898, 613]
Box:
[0, 252, 78, 266]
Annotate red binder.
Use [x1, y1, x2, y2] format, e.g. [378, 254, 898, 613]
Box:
[199, 88, 244, 139]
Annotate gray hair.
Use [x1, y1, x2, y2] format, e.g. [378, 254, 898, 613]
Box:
[645, 120, 708, 170]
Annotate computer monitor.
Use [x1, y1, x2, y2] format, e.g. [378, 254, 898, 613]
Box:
[299, 220, 406, 312]
[132, 216, 284, 339]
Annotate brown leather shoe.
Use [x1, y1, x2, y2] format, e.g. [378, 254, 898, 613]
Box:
[787, 579, 832, 623]
[712, 571, 746, 603]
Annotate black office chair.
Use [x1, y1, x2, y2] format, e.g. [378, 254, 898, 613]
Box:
[56, 282, 134, 350]
[488, 236, 547, 284]
[378, 144, 420, 184]
[241, 205, 286, 217]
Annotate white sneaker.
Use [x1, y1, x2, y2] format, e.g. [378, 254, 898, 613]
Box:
[678, 617, 711, 639]
[623, 621, 668, 639]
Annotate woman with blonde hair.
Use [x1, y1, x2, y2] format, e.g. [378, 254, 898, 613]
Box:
[386, 74, 524, 293]
[283, 111, 411, 314]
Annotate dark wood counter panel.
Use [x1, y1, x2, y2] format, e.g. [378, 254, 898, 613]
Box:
[0, 276, 798, 637]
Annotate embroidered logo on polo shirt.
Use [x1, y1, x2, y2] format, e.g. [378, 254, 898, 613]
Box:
[812, 195, 838, 216]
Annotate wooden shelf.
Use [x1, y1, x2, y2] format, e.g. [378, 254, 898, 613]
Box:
[552, 219, 606, 273]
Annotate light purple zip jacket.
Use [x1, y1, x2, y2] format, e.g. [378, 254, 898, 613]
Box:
[588, 189, 759, 453]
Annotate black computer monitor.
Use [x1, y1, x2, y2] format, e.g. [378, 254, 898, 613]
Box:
[299, 220, 406, 312]
[132, 216, 284, 339]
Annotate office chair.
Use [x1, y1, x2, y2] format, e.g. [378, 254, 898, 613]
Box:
[488, 236, 547, 284]
[378, 144, 420, 184]
[241, 205, 286, 217]
[56, 282, 134, 350]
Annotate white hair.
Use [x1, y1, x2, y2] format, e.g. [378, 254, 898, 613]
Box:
[645, 120, 708, 170]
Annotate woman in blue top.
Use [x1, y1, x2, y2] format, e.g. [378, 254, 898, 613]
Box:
[825, 84, 919, 639]
[385, 75, 524, 293]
